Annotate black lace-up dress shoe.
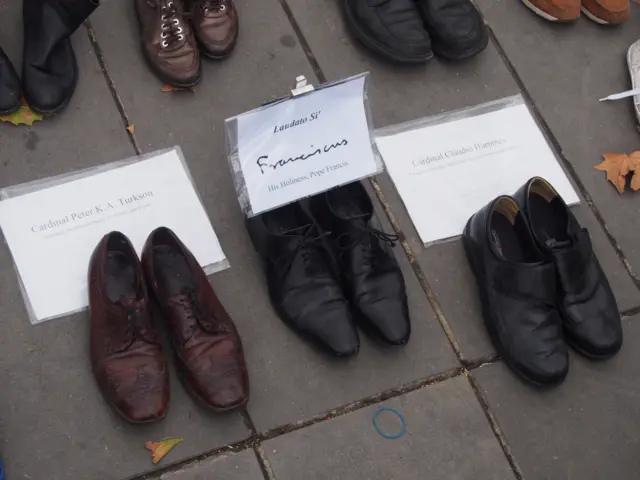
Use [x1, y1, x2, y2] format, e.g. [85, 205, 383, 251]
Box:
[0, 47, 20, 115]
[463, 196, 568, 386]
[310, 182, 411, 346]
[246, 202, 360, 357]
[417, 0, 488, 60]
[514, 177, 623, 359]
[343, 0, 433, 63]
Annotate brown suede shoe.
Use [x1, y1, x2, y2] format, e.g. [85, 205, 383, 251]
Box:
[582, 0, 629, 24]
[142, 227, 249, 412]
[89, 232, 170, 424]
[520, 0, 580, 21]
[134, 0, 201, 86]
[189, 0, 239, 59]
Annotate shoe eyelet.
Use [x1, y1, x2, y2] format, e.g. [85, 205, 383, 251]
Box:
[161, 14, 167, 20]
[220, 4, 226, 11]
[167, 1, 174, 7]
[161, 32, 168, 38]
[178, 34, 184, 40]
[173, 18, 179, 25]
[177, 26, 183, 34]
[162, 40, 168, 48]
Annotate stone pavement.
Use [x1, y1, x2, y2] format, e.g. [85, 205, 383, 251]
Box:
[0, 0, 639, 478]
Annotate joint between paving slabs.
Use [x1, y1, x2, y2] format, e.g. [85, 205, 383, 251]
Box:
[488, 27, 640, 292]
[274, 0, 326, 84]
[127, 365, 487, 479]
[84, 20, 143, 156]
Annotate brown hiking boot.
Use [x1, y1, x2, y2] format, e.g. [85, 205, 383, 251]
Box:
[189, 0, 239, 59]
[520, 0, 580, 21]
[581, 0, 629, 24]
[134, 0, 201, 86]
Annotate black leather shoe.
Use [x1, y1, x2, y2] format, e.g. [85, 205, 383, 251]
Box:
[417, 0, 488, 60]
[463, 196, 568, 385]
[0, 47, 21, 115]
[310, 182, 410, 346]
[343, 0, 433, 63]
[22, 0, 99, 114]
[513, 177, 623, 359]
[246, 202, 360, 357]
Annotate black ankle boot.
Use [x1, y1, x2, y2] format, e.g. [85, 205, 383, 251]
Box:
[0, 47, 21, 115]
[22, 0, 99, 114]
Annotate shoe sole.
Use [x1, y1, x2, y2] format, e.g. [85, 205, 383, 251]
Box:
[580, 5, 627, 24]
[343, 1, 434, 64]
[0, 103, 21, 116]
[519, 0, 578, 22]
[462, 221, 567, 387]
[432, 26, 490, 61]
[627, 40, 640, 126]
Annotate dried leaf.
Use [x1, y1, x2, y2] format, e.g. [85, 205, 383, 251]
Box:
[593, 152, 640, 193]
[0, 102, 43, 126]
[145, 438, 184, 464]
[126, 123, 135, 134]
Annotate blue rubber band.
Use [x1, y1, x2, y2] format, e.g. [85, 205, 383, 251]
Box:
[372, 407, 407, 439]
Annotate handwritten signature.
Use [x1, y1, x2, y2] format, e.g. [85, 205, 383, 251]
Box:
[256, 139, 349, 174]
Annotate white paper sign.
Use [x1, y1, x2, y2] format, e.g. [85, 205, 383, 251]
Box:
[0, 149, 227, 324]
[232, 74, 380, 216]
[375, 99, 580, 246]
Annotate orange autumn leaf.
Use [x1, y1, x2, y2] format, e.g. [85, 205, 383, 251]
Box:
[126, 123, 135, 134]
[145, 438, 184, 464]
[160, 83, 198, 93]
[594, 152, 640, 193]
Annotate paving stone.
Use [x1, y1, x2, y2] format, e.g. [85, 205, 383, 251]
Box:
[0, 4, 133, 187]
[263, 375, 515, 480]
[159, 450, 264, 480]
[285, 0, 640, 361]
[474, 315, 640, 479]
[90, 0, 458, 435]
[479, 0, 640, 289]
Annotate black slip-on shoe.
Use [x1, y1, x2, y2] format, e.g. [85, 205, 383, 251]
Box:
[246, 201, 360, 358]
[0, 47, 21, 115]
[463, 195, 568, 386]
[343, 0, 433, 63]
[417, 0, 488, 60]
[514, 177, 623, 360]
[309, 182, 411, 347]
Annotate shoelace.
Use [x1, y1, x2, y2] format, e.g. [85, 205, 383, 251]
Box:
[336, 223, 399, 265]
[200, 0, 227, 13]
[178, 288, 227, 335]
[274, 229, 332, 278]
[336, 223, 399, 251]
[109, 300, 146, 350]
[149, 0, 186, 49]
